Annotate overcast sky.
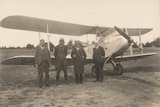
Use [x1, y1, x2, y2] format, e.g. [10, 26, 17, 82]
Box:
[0, 0, 159, 47]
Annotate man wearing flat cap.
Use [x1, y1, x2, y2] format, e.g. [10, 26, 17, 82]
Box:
[93, 40, 105, 83]
[54, 38, 68, 85]
[71, 41, 86, 84]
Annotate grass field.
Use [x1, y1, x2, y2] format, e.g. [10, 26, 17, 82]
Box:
[0, 47, 160, 107]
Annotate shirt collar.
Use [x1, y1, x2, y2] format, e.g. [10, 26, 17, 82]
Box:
[40, 45, 44, 49]
[76, 47, 80, 50]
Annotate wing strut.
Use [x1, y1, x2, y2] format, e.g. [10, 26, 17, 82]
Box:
[47, 23, 50, 51]
[38, 32, 41, 41]
[139, 29, 143, 53]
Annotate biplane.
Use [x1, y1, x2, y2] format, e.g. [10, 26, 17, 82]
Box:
[0, 15, 156, 76]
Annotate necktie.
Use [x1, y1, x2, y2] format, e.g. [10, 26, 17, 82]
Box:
[60, 47, 62, 59]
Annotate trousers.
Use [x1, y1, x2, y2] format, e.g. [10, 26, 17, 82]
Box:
[75, 73, 83, 84]
[38, 60, 49, 87]
[56, 60, 68, 81]
[95, 61, 104, 81]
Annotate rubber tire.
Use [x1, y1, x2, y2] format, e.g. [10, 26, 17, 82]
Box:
[114, 64, 123, 75]
[91, 65, 96, 78]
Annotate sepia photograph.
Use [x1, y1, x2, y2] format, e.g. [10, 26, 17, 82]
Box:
[0, 0, 160, 107]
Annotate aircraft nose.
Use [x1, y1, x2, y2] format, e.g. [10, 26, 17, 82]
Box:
[114, 26, 144, 51]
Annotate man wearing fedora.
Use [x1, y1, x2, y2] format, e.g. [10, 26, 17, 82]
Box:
[54, 38, 68, 85]
[93, 40, 105, 83]
[35, 39, 51, 88]
[71, 41, 86, 84]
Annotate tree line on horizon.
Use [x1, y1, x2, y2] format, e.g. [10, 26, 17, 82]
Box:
[1, 37, 160, 49]
[0, 42, 55, 51]
[132, 37, 160, 48]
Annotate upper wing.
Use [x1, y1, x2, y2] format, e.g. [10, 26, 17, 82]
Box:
[126, 28, 152, 36]
[0, 15, 152, 36]
[113, 53, 156, 62]
[0, 15, 106, 36]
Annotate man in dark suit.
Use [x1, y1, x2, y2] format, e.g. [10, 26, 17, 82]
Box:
[35, 39, 51, 88]
[93, 41, 105, 82]
[54, 38, 68, 85]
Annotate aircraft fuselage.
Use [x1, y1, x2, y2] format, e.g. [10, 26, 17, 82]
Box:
[85, 34, 130, 59]
[104, 34, 130, 58]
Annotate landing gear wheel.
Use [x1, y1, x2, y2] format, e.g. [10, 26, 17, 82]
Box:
[91, 65, 96, 78]
[114, 64, 123, 75]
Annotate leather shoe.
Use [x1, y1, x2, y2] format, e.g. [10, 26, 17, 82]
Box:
[55, 82, 59, 86]
[46, 84, 50, 87]
[93, 80, 99, 82]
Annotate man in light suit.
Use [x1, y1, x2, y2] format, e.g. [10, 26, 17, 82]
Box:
[93, 41, 105, 82]
[35, 39, 51, 88]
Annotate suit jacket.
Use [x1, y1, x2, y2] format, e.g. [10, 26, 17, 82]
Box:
[54, 45, 68, 68]
[35, 45, 50, 65]
[93, 46, 105, 63]
[54, 45, 67, 61]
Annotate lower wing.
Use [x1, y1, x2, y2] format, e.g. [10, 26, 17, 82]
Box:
[113, 53, 156, 62]
[0, 55, 92, 65]
[0, 53, 156, 65]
